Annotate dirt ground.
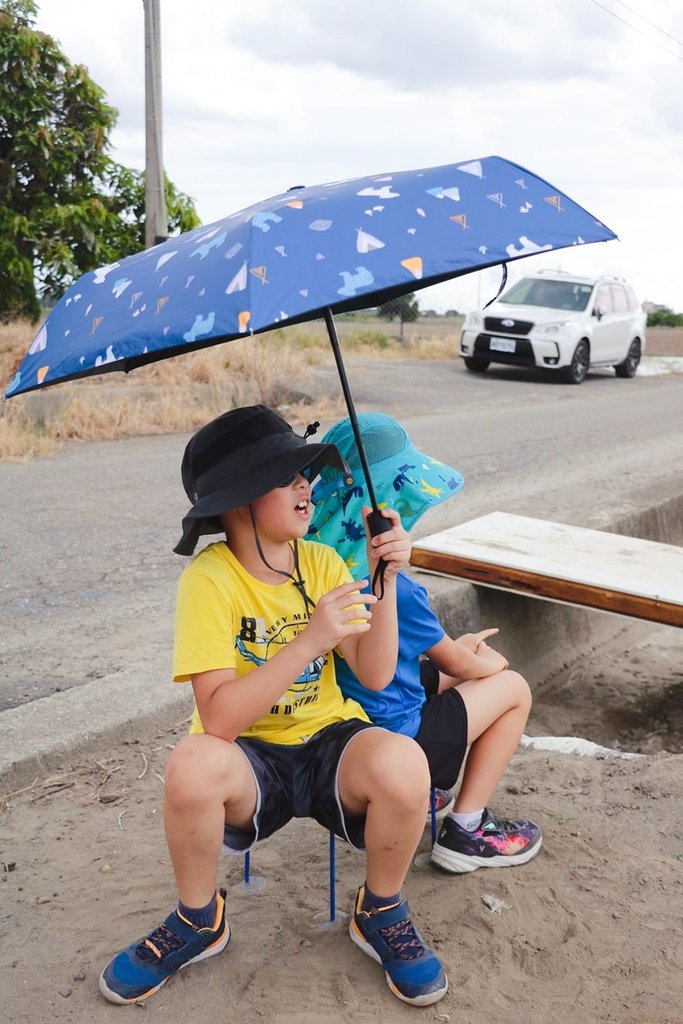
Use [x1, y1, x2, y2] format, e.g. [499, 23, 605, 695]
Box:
[2, 622, 682, 1024]
[1, 324, 682, 1023]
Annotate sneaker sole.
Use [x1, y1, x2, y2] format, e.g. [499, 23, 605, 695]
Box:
[348, 919, 448, 1007]
[431, 835, 542, 873]
[98, 924, 231, 1004]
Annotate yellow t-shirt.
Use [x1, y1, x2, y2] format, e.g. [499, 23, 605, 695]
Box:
[173, 540, 370, 744]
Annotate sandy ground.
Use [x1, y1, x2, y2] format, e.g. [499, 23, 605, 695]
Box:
[2, 622, 682, 1024]
[1, 324, 682, 1023]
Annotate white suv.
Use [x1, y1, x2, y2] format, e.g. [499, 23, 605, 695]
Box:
[459, 271, 646, 384]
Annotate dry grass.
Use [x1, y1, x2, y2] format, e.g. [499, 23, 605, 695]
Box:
[0, 317, 464, 460]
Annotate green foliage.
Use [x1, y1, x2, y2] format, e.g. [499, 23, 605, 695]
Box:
[0, 6, 199, 322]
[0, 1, 37, 18]
[376, 293, 420, 325]
[97, 163, 200, 259]
[647, 309, 683, 327]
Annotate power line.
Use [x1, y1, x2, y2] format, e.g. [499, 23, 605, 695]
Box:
[586, 0, 683, 62]
[610, 0, 683, 48]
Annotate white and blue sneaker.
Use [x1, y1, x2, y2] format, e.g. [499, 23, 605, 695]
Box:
[349, 886, 448, 1006]
[99, 889, 230, 1004]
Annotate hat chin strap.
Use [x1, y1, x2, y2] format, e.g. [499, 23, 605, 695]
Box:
[248, 506, 316, 617]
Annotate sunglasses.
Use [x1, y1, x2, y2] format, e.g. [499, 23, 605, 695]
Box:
[277, 466, 313, 488]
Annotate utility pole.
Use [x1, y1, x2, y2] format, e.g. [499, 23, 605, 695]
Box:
[143, 0, 167, 248]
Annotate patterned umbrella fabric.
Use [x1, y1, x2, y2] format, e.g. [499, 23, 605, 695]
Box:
[6, 154, 616, 398]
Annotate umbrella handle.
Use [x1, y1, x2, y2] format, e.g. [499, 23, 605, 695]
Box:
[365, 509, 394, 538]
[365, 510, 393, 600]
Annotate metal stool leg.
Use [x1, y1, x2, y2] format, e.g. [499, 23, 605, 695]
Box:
[233, 848, 267, 894]
[315, 830, 348, 930]
[414, 787, 438, 867]
[329, 829, 336, 924]
[430, 786, 438, 847]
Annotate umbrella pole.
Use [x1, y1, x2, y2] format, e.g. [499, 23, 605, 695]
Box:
[324, 310, 379, 508]
[323, 309, 393, 555]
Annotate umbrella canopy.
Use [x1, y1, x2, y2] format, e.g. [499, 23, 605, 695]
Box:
[5, 154, 617, 575]
[6, 154, 616, 400]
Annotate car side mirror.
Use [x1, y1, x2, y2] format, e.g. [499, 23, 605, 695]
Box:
[592, 305, 606, 320]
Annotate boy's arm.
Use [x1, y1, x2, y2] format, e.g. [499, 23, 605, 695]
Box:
[425, 630, 509, 688]
[338, 507, 410, 692]
[193, 580, 376, 741]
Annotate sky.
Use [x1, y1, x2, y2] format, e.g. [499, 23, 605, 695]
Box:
[33, 0, 683, 313]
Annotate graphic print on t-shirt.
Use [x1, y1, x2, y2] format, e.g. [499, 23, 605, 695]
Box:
[236, 613, 327, 716]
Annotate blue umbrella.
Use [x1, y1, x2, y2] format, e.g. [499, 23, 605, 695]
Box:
[6, 154, 616, 528]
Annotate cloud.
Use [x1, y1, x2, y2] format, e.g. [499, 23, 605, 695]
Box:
[229, 0, 617, 89]
[30, 0, 683, 310]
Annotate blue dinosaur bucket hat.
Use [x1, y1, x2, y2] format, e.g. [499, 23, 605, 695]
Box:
[308, 412, 464, 578]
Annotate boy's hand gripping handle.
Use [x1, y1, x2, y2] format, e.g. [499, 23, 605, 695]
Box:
[365, 509, 393, 599]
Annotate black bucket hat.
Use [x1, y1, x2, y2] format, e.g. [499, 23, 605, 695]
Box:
[174, 404, 349, 555]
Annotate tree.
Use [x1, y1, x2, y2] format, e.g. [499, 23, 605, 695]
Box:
[376, 292, 419, 341]
[0, 2, 199, 321]
[647, 308, 683, 327]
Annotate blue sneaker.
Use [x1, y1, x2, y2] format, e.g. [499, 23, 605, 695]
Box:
[99, 889, 230, 1004]
[349, 886, 448, 1006]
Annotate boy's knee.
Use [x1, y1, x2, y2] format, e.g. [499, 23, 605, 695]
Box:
[508, 671, 533, 713]
[370, 733, 430, 803]
[165, 733, 228, 804]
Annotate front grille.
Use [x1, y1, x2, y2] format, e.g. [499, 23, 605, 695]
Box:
[484, 317, 533, 336]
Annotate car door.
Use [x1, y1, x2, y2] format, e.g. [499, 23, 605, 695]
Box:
[608, 284, 634, 361]
[590, 284, 621, 362]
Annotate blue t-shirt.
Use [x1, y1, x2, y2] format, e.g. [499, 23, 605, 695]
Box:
[333, 572, 445, 737]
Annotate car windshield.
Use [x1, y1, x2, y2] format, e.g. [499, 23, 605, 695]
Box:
[500, 278, 593, 311]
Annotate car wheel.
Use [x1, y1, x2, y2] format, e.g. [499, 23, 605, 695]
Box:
[463, 357, 490, 373]
[560, 340, 589, 384]
[614, 339, 641, 378]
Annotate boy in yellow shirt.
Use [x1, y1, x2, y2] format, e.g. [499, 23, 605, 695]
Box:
[99, 405, 447, 1008]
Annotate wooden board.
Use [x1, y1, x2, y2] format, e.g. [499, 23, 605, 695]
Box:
[410, 512, 683, 628]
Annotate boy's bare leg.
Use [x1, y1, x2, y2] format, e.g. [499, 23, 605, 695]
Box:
[338, 730, 430, 897]
[452, 670, 532, 812]
[164, 734, 258, 907]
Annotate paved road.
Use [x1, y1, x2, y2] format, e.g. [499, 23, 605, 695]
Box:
[2, 357, 682, 712]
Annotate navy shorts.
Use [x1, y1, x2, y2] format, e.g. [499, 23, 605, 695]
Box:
[222, 718, 378, 855]
[414, 686, 469, 790]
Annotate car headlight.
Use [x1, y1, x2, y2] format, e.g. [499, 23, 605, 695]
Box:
[463, 312, 482, 328]
[539, 321, 571, 335]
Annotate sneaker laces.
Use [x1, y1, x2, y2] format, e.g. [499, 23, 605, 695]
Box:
[378, 917, 425, 961]
[136, 923, 185, 963]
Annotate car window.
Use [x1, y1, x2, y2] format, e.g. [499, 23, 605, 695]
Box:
[595, 284, 612, 314]
[501, 278, 592, 310]
[610, 285, 629, 312]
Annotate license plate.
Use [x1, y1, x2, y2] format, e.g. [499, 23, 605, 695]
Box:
[489, 336, 516, 353]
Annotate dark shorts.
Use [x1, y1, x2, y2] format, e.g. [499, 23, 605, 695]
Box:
[414, 685, 469, 790]
[222, 718, 378, 855]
